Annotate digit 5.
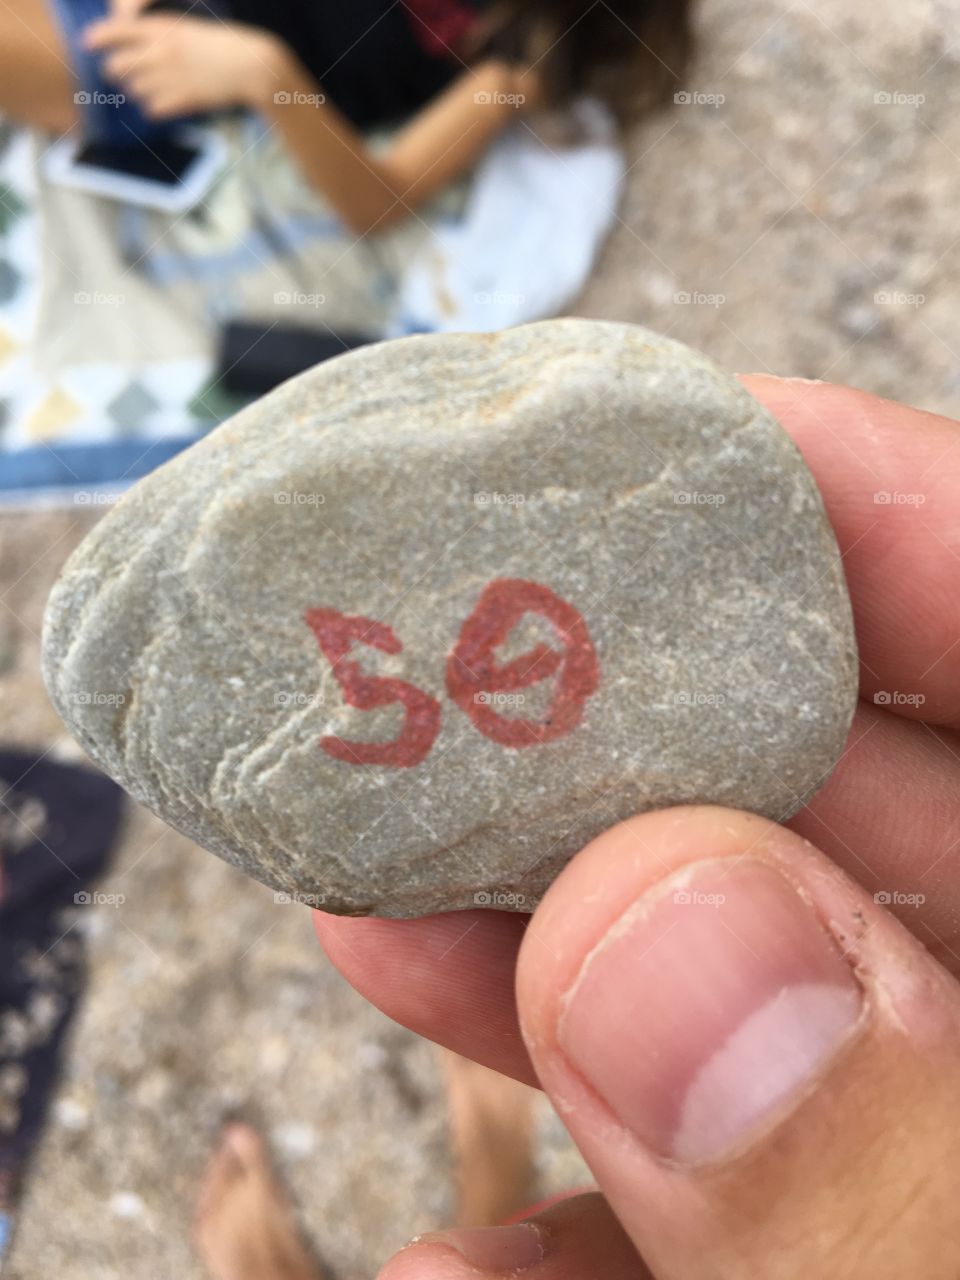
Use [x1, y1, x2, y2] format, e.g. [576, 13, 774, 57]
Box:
[304, 607, 441, 767]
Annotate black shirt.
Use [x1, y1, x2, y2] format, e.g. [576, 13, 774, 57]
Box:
[229, 0, 491, 128]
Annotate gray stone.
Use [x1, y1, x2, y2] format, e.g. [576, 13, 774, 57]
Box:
[41, 319, 857, 917]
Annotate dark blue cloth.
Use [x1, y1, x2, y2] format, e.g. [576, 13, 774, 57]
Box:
[0, 753, 125, 1247]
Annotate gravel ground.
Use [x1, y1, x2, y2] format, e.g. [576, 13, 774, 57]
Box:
[3, 0, 960, 1274]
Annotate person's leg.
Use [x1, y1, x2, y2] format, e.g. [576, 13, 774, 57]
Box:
[443, 1049, 535, 1227]
[0, 0, 76, 132]
[192, 1123, 324, 1280]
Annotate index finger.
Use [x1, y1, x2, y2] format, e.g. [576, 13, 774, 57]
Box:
[741, 376, 960, 728]
[82, 17, 149, 52]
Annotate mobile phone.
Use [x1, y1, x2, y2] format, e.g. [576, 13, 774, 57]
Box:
[42, 128, 228, 212]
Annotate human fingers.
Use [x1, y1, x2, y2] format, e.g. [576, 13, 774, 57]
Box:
[515, 805, 960, 1278]
[741, 376, 960, 728]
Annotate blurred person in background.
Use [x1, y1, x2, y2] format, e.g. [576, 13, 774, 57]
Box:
[0, 0, 694, 233]
[0, 0, 695, 439]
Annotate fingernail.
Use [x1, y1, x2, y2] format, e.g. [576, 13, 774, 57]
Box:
[418, 1224, 544, 1272]
[559, 859, 865, 1166]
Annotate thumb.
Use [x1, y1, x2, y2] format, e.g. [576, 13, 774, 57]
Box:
[515, 805, 960, 1279]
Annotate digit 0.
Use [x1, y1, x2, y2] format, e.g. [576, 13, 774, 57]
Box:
[445, 578, 599, 748]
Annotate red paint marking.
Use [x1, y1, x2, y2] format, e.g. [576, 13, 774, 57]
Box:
[445, 579, 599, 748]
[304, 607, 441, 768]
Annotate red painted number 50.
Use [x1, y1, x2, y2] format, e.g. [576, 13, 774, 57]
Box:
[304, 578, 599, 769]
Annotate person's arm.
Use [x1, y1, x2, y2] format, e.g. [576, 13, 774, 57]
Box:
[250, 46, 537, 235]
[84, 14, 536, 235]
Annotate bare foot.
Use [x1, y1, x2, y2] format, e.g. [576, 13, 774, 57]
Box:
[192, 1123, 324, 1280]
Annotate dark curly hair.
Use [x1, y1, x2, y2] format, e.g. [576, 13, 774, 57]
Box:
[472, 0, 696, 122]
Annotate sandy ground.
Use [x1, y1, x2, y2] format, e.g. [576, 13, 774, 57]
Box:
[3, 0, 960, 1274]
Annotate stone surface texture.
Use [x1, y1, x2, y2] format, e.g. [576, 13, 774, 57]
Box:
[43, 320, 857, 917]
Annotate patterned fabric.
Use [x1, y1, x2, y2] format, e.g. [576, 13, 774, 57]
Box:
[0, 99, 622, 496]
[0, 114, 464, 476]
[0, 126, 42, 456]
